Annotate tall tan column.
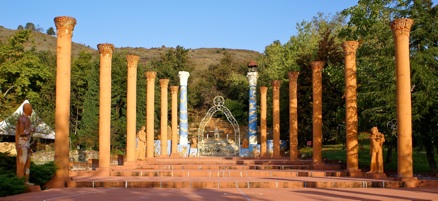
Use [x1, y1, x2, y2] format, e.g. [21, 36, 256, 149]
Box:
[342, 41, 360, 174]
[160, 79, 169, 157]
[97, 43, 114, 175]
[145, 71, 156, 158]
[170, 86, 179, 157]
[126, 55, 139, 163]
[390, 18, 415, 181]
[311, 61, 324, 169]
[50, 16, 76, 188]
[260, 86, 268, 157]
[288, 72, 299, 160]
[272, 80, 281, 157]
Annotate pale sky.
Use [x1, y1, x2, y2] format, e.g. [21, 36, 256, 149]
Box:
[1, 0, 358, 52]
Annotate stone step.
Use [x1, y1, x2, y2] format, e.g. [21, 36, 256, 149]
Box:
[68, 177, 403, 188]
[107, 170, 347, 177]
[115, 164, 314, 170]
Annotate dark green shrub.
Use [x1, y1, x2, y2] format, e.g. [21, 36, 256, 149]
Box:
[29, 161, 57, 186]
[0, 172, 26, 197]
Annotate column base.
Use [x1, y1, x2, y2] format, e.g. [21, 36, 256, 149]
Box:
[170, 153, 181, 158]
[347, 169, 363, 177]
[397, 177, 418, 188]
[25, 183, 41, 192]
[44, 176, 69, 188]
[94, 167, 110, 177]
[312, 162, 325, 170]
[123, 161, 137, 167]
[365, 172, 386, 179]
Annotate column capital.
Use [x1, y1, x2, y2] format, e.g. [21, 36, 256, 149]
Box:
[390, 18, 414, 38]
[311, 61, 324, 71]
[54, 16, 76, 35]
[247, 72, 259, 86]
[272, 80, 281, 88]
[126, 55, 140, 68]
[170, 86, 179, 93]
[341, 41, 360, 56]
[145, 71, 157, 80]
[178, 71, 190, 86]
[260, 86, 268, 94]
[160, 79, 169, 87]
[288, 71, 300, 80]
[97, 43, 114, 55]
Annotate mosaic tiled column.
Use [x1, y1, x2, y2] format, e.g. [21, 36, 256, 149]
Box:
[342, 41, 361, 174]
[146, 71, 156, 158]
[178, 71, 190, 145]
[247, 71, 259, 144]
[170, 86, 179, 157]
[160, 79, 169, 157]
[260, 86, 268, 157]
[272, 80, 281, 157]
[288, 72, 299, 160]
[390, 18, 415, 182]
[311, 61, 324, 169]
[126, 55, 139, 163]
[97, 43, 114, 175]
[50, 16, 76, 188]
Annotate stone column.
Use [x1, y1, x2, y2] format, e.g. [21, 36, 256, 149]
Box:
[126, 55, 139, 163]
[342, 41, 361, 174]
[50, 16, 76, 188]
[170, 86, 179, 157]
[178, 71, 190, 145]
[272, 80, 281, 157]
[288, 72, 299, 160]
[260, 86, 268, 157]
[160, 79, 169, 157]
[97, 43, 114, 175]
[311, 61, 324, 169]
[247, 71, 259, 145]
[145, 71, 156, 158]
[390, 18, 415, 182]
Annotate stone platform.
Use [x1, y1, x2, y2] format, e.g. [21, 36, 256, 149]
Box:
[65, 157, 438, 189]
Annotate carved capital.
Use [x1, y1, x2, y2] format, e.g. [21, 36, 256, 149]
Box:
[390, 18, 414, 38]
[145, 71, 156, 80]
[178, 71, 190, 86]
[272, 80, 281, 88]
[170, 86, 179, 93]
[97, 43, 114, 55]
[54, 16, 76, 36]
[160, 79, 169, 87]
[247, 72, 259, 86]
[341, 41, 359, 56]
[126, 55, 140, 68]
[310, 61, 324, 71]
[288, 71, 300, 80]
[260, 86, 268, 94]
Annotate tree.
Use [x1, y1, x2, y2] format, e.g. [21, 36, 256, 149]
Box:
[24, 22, 35, 31]
[46, 27, 55, 35]
[17, 25, 24, 30]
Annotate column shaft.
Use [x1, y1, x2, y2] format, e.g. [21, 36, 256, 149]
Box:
[288, 72, 299, 160]
[311, 61, 324, 168]
[160, 79, 169, 157]
[170, 86, 179, 155]
[272, 80, 281, 157]
[126, 55, 139, 162]
[260, 86, 268, 157]
[178, 71, 190, 145]
[247, 72, 259, 144]
[391, 18, 414, 178]
[146, 72, 156, 158]
[98, 43, 114, 173]
[52, 16, 76, 188]
[342, 41, 360, 171]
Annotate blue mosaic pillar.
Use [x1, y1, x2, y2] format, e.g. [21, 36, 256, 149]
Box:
[247, 71, 259, 144]
[178, 71, 190, 145]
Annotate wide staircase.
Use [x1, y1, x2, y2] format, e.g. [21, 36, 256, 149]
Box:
[67, 157, 438, 189]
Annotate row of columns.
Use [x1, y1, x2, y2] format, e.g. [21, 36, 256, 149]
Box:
[48, 15, 414, 187]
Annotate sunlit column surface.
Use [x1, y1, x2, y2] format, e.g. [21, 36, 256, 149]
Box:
[288, 72, 299, 160]
[126, 55, 139, 162]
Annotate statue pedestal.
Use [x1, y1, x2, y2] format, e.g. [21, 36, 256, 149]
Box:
[365, 172, 387, 179]
[398, 177, 418, 188]
[26, 184, 41, 192]
[347, 169, 363, 177]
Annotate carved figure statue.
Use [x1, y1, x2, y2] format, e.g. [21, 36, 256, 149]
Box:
[190, 137, 197, 148]
[214, 127, 220, 140]
[241, 138, 249, 148]
[368, 126, 385, 173]
[136, 126, 146, 160]
[15, 103, 34, 183]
